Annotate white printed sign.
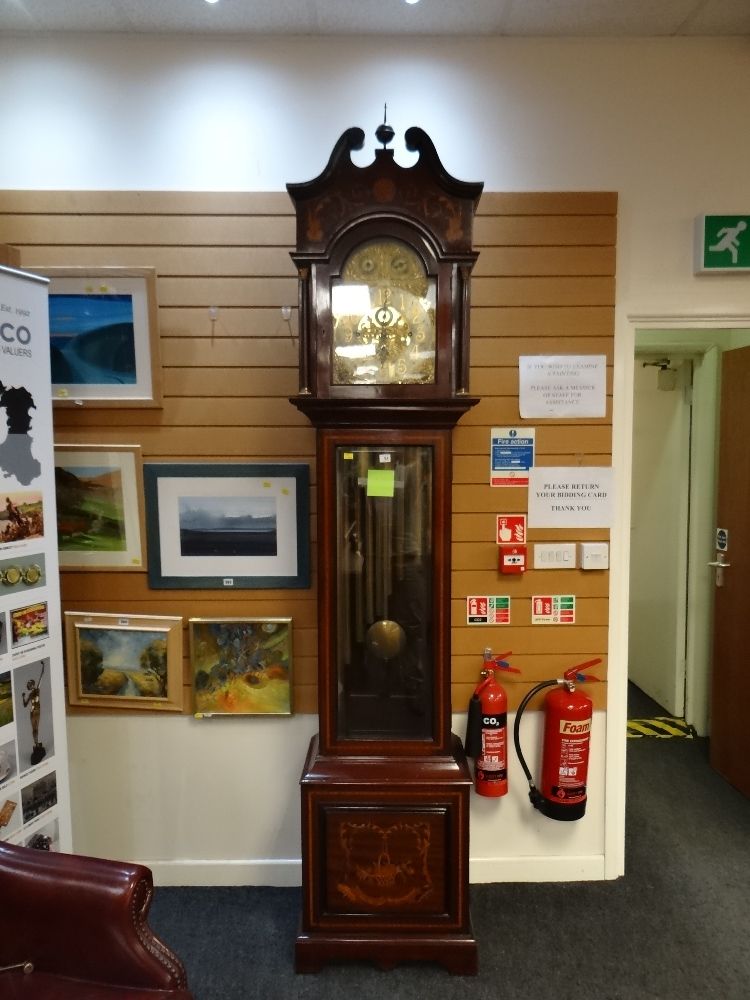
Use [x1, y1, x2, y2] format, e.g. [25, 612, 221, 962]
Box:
[528, 467, 614, 528]
[519, 355, 606, 418]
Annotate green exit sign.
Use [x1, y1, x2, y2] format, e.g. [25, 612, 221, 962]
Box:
[696, 215, 750, 272]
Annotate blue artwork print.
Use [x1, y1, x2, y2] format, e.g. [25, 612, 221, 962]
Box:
[49, 293, 137, 385]
[178, 495, 278, 558]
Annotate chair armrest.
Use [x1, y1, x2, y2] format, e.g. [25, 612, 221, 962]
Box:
[0, 841, 188, 990]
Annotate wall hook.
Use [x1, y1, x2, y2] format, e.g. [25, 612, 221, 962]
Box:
[281, 305, 296, 345]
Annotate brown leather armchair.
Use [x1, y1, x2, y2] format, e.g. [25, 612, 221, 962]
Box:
[0, 840, 194, 999]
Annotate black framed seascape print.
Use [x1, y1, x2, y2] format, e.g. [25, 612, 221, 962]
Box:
[143, 463, 310, 590]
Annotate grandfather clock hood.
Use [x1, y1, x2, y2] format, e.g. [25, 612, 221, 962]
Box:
[287, 125, 483, 256]
[288, 124, 483, 428]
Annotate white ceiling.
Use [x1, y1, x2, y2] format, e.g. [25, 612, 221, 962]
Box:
[0, 0, 749, 37]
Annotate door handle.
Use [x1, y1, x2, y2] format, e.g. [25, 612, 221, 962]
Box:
[708, 558, 731, 587]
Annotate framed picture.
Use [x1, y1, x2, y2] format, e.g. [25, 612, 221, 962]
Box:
[21, 770, 57, 824]
[35, 267, 162, 407]
[12, 659, 54, 770]
[0, 490, 44, 548]
[54, 444, 145, 570]
[189, 617, 293, 716]
[0, 671, 12, 727]
[143, 463, 310, 589]
[0, 553, 45, 595]
[10, 601, 48, 649]
[64, 612, 183, 712]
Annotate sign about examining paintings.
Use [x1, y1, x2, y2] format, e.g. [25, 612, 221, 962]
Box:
[519, 355, 607, 419]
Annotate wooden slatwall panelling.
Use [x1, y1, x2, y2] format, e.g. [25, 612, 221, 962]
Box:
[0, 243, 21, 267]
[0, 189, 615, 715]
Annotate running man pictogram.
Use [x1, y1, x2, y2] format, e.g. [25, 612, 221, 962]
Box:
[709, 219, 747, 264]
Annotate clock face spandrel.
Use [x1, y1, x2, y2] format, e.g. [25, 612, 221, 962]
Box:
[335, 444, 434, 741]
[331, 239, 437, 387]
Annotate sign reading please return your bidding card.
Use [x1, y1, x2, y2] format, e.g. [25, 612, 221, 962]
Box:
[528, 467, 614, 528]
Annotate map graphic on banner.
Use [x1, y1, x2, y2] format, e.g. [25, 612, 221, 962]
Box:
[0, 380, 41, 486]
[0, 265, 71, 854]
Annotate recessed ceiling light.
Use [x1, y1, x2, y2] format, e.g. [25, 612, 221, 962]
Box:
[205, 0, 220, 5]
[404, 0, 421, 5]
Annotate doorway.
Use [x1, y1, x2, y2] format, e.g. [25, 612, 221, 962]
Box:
[628, 325, 750, 737]
[629, 354, 692, 717]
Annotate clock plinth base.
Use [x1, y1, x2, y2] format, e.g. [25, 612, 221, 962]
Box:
[295, 926, 478, 975]
[297, 734, 477, 975]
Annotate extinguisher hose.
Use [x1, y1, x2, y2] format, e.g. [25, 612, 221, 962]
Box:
[513, 679, 560, 811]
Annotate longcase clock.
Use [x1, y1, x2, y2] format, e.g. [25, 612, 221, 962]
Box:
[288, 122, 483, 974]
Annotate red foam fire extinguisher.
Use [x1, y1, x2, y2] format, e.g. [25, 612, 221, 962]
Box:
[513, 658, 602, 820]
[465, 649, 520, 797]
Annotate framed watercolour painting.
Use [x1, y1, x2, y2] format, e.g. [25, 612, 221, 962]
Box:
[64, 612, 183, 712]
[189, 617, 293, 716]
[54, 444, 145, 570]
[35, 267, 162, 407]
[143, 463, 310, 589]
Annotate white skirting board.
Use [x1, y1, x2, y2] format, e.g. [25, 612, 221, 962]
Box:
[147, 855, 607, 887]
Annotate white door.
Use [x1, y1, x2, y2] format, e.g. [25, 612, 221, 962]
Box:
[629, 358, 692, 715]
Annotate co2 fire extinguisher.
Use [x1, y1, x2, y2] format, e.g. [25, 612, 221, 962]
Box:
[513, 658, 602, 820]
[465, 649, 520, 797]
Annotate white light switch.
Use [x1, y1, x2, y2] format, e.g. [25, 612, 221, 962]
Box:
[533, 543, 577, 569]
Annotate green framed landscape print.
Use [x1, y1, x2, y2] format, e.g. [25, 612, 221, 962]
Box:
[54, 444, 145, 570]
[189, 617, 293, 716]
[64, 612, 183, 712]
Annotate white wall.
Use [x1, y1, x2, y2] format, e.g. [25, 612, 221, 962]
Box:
[3, 33, 750, 885]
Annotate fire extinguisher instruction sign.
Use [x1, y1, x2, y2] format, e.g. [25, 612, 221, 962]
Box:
[531, 595, 576, 624]
[466, 596, 511, 625]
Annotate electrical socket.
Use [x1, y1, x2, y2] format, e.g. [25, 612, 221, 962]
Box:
[579, 541, 609, 570]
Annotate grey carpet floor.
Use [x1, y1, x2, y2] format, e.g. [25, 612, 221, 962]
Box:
[150, 731, 750, 1000]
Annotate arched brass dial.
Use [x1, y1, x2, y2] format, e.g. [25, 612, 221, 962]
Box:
[331, 239, 436, 386]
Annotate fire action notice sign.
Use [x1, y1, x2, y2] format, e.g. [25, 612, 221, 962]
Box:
[490, 427, 535, 487]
